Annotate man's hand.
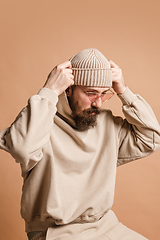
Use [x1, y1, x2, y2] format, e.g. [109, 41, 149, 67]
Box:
[43, 61, 74, 96]
[109, 60, 126, 94]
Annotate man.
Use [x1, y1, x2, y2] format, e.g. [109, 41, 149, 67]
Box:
[0, 48, 160, 240]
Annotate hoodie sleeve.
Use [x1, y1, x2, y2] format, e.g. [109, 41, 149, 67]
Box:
[116, 87, 160, 166]
[0, 88, 58, 172]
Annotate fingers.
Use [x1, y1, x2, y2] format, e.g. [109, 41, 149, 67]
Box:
[109, 60, 126, 94]
[109, 60, 122, 80]
[109, 60, 119, 69]
[67, 73, 74, 80]
[56, 61, 73, 78]
[57, 61, 72, 70]
[65, 68, 73, 74]
[43, 61, 74, 96]
[112, 68, 122, 79]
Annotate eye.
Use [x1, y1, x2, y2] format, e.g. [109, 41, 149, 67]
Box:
[86, 92, 96, 96]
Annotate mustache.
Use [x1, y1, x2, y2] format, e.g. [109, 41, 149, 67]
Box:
[83, 107, 101, 115]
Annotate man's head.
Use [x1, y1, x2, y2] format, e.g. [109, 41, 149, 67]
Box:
[66, 85, 114, 130]
[66, 48, 113, 130]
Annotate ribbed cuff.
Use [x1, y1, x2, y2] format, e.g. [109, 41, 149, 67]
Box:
[38, 88, 58, 105]
[118, 87, 138, 105]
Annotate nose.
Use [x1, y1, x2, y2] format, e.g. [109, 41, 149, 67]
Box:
[91, 97, 102, 108]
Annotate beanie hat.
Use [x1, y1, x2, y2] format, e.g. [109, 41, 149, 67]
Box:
[70, 48, 112, 87]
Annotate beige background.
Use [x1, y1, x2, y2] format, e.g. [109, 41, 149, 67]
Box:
[0, 0, 160, 239]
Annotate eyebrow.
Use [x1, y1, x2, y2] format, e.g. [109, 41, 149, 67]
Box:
[85, 88, 110, 93]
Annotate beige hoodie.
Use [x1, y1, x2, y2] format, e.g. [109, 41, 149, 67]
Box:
[0, 87, 160, 239]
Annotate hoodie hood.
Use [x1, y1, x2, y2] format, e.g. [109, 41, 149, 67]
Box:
[56, 91, 77, 129]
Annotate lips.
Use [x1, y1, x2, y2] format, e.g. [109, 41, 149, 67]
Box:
[86, 108, 101, 115]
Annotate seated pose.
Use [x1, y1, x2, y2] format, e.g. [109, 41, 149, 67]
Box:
[0, 48, 160, 240]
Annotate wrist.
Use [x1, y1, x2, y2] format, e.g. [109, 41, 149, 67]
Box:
[116, 85, 127, 95]
[43, 86, 60, 96]
[38, 88, 59, 104]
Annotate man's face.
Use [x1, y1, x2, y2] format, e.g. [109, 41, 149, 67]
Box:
[67, 85, 110, 130]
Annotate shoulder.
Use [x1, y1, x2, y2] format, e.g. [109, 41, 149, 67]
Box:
[99, 108, 126, 135]
[100, 108, 124, 123]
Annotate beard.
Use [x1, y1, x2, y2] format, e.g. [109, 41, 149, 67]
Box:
[69, 98, 101, 131]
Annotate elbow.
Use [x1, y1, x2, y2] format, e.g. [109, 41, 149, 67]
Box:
[153, 131, 160, 152]
[11, 146, 44, 172]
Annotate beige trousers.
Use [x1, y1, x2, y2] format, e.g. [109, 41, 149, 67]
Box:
[29, 211, 148, 240]
[29, 226, 148, 240]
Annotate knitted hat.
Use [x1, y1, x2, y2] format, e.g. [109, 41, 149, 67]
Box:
[70, 48, 112, 87]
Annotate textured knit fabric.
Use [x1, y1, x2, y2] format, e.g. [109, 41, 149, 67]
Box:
[70, 48, 112, 87]
[0, 87, 160, 240]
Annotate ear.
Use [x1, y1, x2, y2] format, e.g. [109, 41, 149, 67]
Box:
[66, 86, 72, 97]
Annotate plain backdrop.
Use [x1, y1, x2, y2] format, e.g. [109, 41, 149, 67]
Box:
[0, 1, 160, 239]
